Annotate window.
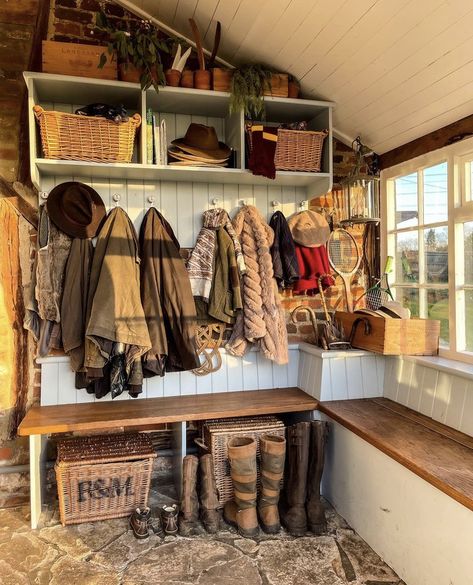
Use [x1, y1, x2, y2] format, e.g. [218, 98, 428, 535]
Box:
[382, 138, 473, 364]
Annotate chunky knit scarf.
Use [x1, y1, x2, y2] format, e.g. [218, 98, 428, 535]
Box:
[187, 208, 246, 301]
[226, 205, 288, 365]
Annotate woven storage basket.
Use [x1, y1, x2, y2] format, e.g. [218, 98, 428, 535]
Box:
[33, 105, 141, 163]
[55, 433, 156, 526]
[198, 416, 285, 507]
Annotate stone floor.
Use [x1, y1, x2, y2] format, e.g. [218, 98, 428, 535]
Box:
[0, 476, 404, 585]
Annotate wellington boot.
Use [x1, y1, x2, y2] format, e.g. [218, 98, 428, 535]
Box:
[306, 420, 329, 534]
[257, 434, 286, 534]
[178, 455, 199, 536]
[280, 422, 310, 536]
[199, 454, 221, 533]
[223, 437, 259, 538]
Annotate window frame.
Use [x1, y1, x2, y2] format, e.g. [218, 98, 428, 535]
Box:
[381, 136, 473, 365]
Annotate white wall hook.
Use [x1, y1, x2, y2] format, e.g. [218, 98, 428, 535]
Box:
[147, 196, 155, 206]
[211, 197, 220, 208]
[112, 194, 121, 207]
[272, 200, 280, 208]
[39, 191, 48, 200]
[240, 199, 248, 207]
[299, 199, 308, 211]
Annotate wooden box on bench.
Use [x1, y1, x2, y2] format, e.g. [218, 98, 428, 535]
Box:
[335, 311, 440, 356]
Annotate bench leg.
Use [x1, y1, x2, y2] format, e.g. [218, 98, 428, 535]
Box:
[29, 434, 46, 529]
[171, 421, 187, 500]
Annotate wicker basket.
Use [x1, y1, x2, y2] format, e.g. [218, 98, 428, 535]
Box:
[198, 416, 285, 507]
[33, 105, 141, 163]
[55, 433, 156, 526]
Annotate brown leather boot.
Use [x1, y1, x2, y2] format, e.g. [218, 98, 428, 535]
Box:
[223, 437, 259, 538]
[280, 422, 310, 536]
[178, 455, 199, 536]
[306, 420, 329, 534]
[199, 454, 221, 533]
[258, 434, 286, 534]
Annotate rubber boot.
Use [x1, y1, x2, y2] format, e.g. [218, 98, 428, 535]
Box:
[280, 422, 310, 536]
[306, 420, 329, 534]
[178, 455, 199, 536]
[223, 437, 259, 538]
[258, 434, 286, 534]
[199, 454, 221, 533]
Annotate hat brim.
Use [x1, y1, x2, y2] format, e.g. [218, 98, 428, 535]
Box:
[171, 138, 231, 160]
[47, 181, 106, 239]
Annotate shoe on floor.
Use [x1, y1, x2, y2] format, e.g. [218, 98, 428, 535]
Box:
[162, 503, 179, 535]
[129, 507, 151, 539]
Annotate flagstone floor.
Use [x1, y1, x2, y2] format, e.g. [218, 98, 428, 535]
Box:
[0, 476, 404, 585]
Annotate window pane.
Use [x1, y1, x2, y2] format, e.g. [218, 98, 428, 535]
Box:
[465, 221, 473, 285]
[427, 288, 449, 347]
[394, 287, 419, 317]
[424, 226, 448, 283]
[395, 173, 418, 229]
[423, 162, 448, 224]
[396, 232, 419, 283]
[466, 290, 473, 352]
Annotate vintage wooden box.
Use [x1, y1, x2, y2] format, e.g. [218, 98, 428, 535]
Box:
[55, 433, 156, 526]
[42, 40, 117, 80]
[335, 311, 440, 356]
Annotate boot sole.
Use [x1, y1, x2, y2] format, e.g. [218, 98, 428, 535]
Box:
[223, 512, 259, 538]
[260, 523, 281, 535]
[129, 519, 150, 540]
[308, 523, 326, 535]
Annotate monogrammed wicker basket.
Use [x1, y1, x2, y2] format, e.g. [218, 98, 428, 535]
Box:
[33, 105, 141, 163]
[198, 416, 285, 507]
[55, 433, 156, 526]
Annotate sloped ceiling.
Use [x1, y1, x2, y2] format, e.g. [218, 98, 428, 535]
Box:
[123, 0, 473, 154]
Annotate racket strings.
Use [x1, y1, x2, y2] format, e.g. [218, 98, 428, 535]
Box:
[328, 233, 359, 274]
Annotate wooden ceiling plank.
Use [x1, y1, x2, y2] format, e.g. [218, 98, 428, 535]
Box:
[173, 0, 200, 32]
[191, 0, 221, 40]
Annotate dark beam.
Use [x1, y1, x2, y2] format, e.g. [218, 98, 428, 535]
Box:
[379, 113, 473, 170]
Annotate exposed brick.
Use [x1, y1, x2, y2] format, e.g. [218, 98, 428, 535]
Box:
[54, 21, 82, 37]
[55, 6, 93, 24]
[105, 2, 125, 17]
[56, 0, 78, 7]
[0, 447, 13, 461]
[286, 323, 297, 334]
[80, 0, 102, 10]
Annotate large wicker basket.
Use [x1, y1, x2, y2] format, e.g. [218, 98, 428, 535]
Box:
[55, 433, 156, 526]
[33, 105, 141, 163]
[198, 416, 285, 507]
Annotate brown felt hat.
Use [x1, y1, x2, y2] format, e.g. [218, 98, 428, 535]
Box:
[287, 210, 330, 248]
[46, 181, 106, 238]
[171, 123, 231, 160]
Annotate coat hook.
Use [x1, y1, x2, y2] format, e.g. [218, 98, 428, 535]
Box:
[211, 197, 219, 208]
[39, 191, 48, 201]
[272, 200, 280, 208]
[147, 196, 155, 207]
[112, 193, 121, 207]
[299, 199, 308, 211]
[240, 199, 248, 207]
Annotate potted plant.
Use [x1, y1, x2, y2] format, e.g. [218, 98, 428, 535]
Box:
[96, 11, 171, 92]
[229, 64, 272, 118]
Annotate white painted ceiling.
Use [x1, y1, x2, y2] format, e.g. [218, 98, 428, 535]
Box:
[123, 0, 473, 154]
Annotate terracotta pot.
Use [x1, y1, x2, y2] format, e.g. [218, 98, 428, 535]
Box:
[165, 68, 182, 87]
[180, 69, 194, 88]
[194, 69, 211, 90]
[119, 62, 141, 84]
[288, 81, 300, 99]
[212, 68, 233, 92]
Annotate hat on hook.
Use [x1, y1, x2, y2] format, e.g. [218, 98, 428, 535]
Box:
[46, 181, 106, 238]
[287, 210, 330, 248]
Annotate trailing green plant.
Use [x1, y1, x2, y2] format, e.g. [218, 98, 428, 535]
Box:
[229, 64, 272, 119]
[95, 11, 171, 92]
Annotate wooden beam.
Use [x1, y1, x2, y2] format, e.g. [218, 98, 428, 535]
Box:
[379, 113, 473, 169]
[0, 178, 38, 229]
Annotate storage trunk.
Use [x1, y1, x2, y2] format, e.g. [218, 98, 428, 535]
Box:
[335, 311, 440, 356]
[42, 41, 117, 80]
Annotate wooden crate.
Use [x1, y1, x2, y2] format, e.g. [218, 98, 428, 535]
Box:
[335, 311, 440, 356]
[42, 41, 117, 80]
[263, 73, 289, 97]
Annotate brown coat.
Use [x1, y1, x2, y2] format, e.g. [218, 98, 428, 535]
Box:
[140, 208, 200, 376]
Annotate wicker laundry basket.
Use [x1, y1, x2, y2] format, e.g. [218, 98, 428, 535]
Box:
[198, 416, 286, 507]
[55, 433, 156, 526]
[33, 105, 141, 163]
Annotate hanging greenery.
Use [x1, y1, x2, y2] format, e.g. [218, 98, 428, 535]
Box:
[229, 64, 272, 119]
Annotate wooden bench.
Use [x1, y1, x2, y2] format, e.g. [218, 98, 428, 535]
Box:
[18, 387, 317, 528]
[318, 397, 473, 585]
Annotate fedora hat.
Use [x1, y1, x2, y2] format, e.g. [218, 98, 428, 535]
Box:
[287, 210, 330, 248]
[171, 123, 231, 160]
[46, 181, 106, 238]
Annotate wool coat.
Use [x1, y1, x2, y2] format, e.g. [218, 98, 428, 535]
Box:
[140, 208, 200, 376]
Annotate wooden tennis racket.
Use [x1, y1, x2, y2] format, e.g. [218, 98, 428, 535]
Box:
[327, 228, 361, 312]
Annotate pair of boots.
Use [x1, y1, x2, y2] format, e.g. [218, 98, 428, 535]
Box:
[179, 453, 221, 536]
[280, 420, 329, 536]
[223, 434, 286, 538]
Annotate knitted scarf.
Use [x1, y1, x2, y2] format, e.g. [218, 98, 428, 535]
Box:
[187, 208, 246, 301]
[226, 205, 288, 365]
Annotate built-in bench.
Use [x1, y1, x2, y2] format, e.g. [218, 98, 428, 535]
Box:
[319, 397, 473, 585]
[18, 387, 317, 529]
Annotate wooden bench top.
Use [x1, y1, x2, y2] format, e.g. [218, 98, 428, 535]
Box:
[18, 387, 317, 436]
[319, 397, 473, 512]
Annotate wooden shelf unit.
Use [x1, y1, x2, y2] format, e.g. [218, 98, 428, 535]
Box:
[24, 72, 334, 196]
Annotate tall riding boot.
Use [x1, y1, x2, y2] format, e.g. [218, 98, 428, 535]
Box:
[280, 422, 310, 536]
[178, 455, 199, 536]
[199, 454, 221, 533]
[258, 434, 286, 534]
[306, 420, 329, 534]
[223, 437, 259, 538]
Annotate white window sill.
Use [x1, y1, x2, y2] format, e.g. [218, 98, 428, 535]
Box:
[398, 354, 473, 382]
